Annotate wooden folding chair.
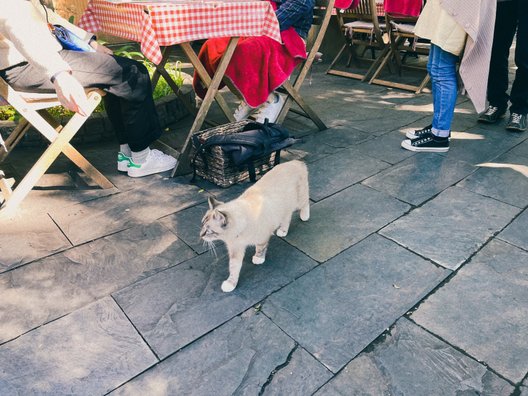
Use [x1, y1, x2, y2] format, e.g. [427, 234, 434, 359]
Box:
[368, 13, 431, 93]
[275, 0, 335, 131]
[326, 0, 388, 82]
[0, 77, 113, 214]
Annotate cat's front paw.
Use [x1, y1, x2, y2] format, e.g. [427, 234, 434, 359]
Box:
[276, 228, 288, 237]
[252, 255, 265, 265]
[221, 280, 236, 292]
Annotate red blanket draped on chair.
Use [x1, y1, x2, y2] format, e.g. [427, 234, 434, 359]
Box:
[193, 1, 307, 108]
[384, 0, 422, 16]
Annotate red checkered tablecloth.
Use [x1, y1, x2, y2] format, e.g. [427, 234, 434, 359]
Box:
[79, 0, 281, 64]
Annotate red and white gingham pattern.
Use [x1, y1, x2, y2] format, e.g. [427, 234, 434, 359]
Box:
[79, 0, 281, 64]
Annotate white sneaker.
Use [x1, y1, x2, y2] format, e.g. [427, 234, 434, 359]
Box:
[253, 92, 285, 123]
[233, 101, 254, 121]
[127, 149, 177, 178]
[117, 152, 131, 172]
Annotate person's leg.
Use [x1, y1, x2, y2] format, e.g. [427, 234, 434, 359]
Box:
[487, 1, 518, 112]
[508, 0, 528, 130]
[429, 44, 459, 137]
[1, 51, 176, 176]
[401, 44, 456, 152]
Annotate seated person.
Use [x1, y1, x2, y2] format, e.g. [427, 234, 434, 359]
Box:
[0, 0, 177, 178]
[193, 0, 315, 123]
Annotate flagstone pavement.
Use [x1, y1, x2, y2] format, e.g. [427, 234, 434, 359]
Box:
[1, 64, 527, 395]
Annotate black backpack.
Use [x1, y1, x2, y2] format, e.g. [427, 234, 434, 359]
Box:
[192, 120, 299, 183]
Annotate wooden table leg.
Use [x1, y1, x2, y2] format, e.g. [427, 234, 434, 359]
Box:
[171, 37, 239, 177]
[152, 46, 197, 117]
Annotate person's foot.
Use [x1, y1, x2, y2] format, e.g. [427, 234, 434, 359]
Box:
[406, 124, 432, 139]
[478, 105, 506, 124]
[233, 101, 254, 121]
[506, 112, 527, 132]
[127, 149, 177, 177]
[401, 132, 449, 152]
[252, 92, 286, 123]
[117, 152, 132, 172]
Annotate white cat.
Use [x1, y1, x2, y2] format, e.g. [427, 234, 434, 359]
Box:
[200, 160, 310, 292]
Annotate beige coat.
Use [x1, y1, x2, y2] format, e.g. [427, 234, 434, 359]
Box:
[0, 0, 92, 80]
[415, 0, 497, 113]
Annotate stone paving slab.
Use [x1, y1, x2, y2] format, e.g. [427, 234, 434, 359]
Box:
[0, 222, 194, 344]
[315, 318, 514, 395]
[262, 234, 449, 373]
[261, 346, 333, 396]
[457, 151, 528, 208]
[0, 212, 71, 273]
[509, 138, 528, 158]
[285, 184, 410, 263]
[159, 202, 210, 254]
[349, 107, 425, 136]
[113, 238, 318, 358]
[49, 177, 205, 245]
[412, 239, 528, 383]
[308, 147, 390, 202]
[381, 186, 521, 270]
[439, 125, 526, 165]
[111, 309, 320, 396]
[354, 129, 417, 165]
[285, 132, 347, 164]
[363, 153, 475, 206]
[498, 209, 528, 251]
[0, 297, 157, 395]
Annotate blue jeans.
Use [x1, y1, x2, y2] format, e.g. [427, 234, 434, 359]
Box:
[427, 44, 459, 136]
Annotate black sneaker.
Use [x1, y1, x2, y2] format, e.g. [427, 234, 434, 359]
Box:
[478, 105, 506, 124]
[406, 124, 432, 139]
[506, 112, 527, 132]
[401, 132, 449, 152]
[406, 124, 451, 139]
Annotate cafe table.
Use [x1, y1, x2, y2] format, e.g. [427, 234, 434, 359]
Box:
[79, 0, 282, 175]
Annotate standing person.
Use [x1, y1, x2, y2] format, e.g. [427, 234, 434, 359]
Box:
[193, 0, 314, 124]
[478, 0, 527, 132]
[401, 0, 497, 152]
[0, 0, 177, 177]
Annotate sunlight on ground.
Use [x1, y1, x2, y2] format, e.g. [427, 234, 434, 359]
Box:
[450, 131, 485, 140]
[477, 162, 528, 178]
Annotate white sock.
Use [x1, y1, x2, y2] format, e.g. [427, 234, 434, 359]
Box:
[131, 147, 150, 164]
[120, 144, 131, 157]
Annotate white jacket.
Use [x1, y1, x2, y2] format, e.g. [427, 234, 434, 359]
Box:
[0, 0, 93, 80]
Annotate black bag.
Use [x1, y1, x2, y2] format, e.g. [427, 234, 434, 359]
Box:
[192, 120, 299, 183]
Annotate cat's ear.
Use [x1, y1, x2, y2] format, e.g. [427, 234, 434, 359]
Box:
[208, 196, 223, 210]
[213, 210, 228, 227]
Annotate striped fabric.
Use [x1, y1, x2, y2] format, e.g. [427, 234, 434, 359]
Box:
[439, 0, 497, 113]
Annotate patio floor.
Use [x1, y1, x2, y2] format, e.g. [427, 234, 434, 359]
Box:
[1, 63, 527, 395]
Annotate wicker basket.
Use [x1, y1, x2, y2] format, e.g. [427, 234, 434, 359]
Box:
[191, 120, 279, 188]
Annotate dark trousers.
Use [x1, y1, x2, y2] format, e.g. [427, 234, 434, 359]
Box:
[0, 50, 162, 152]
[487, 0, 528, 114]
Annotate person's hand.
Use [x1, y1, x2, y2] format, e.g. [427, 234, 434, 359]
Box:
[52, 71, 90, 116]
[90, 40, 113, 55]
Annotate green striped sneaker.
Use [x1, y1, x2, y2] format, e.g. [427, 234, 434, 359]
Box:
[117, 152, 132, 172]
[127, 149, 177, 178]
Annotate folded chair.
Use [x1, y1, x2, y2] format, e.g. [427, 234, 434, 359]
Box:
[368, 13, 431, 93]
[326, 0, 388, 82]
[0, 77, 113, 214]
[275, 0, 335, 131]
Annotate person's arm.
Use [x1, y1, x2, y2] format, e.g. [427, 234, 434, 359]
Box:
[0, 0, 72, 80]
[0, 0, 90, 115]
[30, 0, 95, 43]
[274, 0, 315, 31]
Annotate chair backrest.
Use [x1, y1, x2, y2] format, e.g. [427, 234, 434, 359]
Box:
[339, 0, 384, 48]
